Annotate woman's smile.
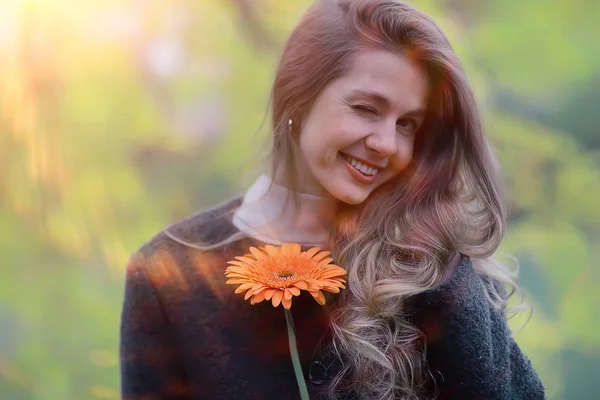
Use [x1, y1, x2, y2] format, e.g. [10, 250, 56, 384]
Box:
[340, 153, 379, 185]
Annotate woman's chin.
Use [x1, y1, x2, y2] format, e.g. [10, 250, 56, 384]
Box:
[330, 184, 372, 205]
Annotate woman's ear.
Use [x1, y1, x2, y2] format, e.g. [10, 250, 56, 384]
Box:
[289, 108, 308, 138]
[287, 112, 303, 145]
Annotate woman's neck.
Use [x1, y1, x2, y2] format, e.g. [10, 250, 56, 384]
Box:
[232, 174, 339, 247]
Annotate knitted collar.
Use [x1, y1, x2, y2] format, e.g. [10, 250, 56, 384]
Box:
[232, 174, 338, 247]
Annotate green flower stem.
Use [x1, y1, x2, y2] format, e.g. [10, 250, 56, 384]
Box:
[285, 308, 310, 400]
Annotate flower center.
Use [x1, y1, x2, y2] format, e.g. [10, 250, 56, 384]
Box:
[276, 270, 296, 279]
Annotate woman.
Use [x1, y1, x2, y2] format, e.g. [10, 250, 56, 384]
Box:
[120, 0, 545, 399]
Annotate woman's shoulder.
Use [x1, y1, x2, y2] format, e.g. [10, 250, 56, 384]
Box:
[135, 197, 242, 256]
[409, 254, 503, 323]
[410, 256, 545, 398]
[126, 197, 243, 285]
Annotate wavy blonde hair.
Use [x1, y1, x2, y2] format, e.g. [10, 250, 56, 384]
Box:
[269, 0, 519, 398]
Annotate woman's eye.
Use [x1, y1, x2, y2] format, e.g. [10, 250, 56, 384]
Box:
[397, 119, 417, 134]
[352, 104, 379, 116]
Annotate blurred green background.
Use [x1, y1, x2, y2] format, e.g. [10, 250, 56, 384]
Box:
[1, 0, 598, 399]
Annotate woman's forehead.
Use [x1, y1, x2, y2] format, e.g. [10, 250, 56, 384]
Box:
[331, 49, 429, 113]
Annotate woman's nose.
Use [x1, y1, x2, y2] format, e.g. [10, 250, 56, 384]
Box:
[364, 123, 398, 157]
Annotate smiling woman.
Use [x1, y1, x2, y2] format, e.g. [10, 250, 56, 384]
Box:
[119, 0, 545, 399]
[292, 49, 428, 204]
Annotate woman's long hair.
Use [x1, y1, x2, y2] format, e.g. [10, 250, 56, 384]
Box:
[270, 1, 518, 398]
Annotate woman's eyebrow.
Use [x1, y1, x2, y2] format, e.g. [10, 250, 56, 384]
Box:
[349, 89, 426, 117]
[402, 109, 426, 119]
[348, 89, 391, 109]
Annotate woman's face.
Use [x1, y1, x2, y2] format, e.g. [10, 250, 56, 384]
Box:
[294, 49, 429, 205]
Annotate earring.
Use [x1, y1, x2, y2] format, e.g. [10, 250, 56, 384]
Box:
[288, 118, 293, 132]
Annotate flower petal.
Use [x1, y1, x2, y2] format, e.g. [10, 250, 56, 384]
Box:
[263, 245, 280, 258]
[306, 279, 323, 291]
[226, 278, 248, 285]
[226, 261, 251, 269]
[282, 243, 301, 255]
[235, 256, 256, 264]
[303, 247, 321, 259]
[272, 289, 283, 307]
[321, 285, 340, 294]
[244, 290, 254, 300]
[251, 291, 266, 304]
[318, 257, 335, 266]
[223, 272, 249, 279]
[288, 286, 301, 296]
[264, 289, 276, 301]
[234, 282, 255, 294]
[321, 265, 346, 274]
[249, 246, 267, 260]
[310, 290, 326, 306]
[294, 281, 308, 290]
[312, 251, 331, 262]
[225, 265, 251, 273]
[282, 296, 292, 310]
[284, 288, 294, 300]
[327, 280, 346, 289]
[251, 284, 267, 294]
[318, 269, 347, 279]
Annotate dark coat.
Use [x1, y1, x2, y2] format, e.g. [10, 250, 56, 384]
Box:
[120, 198, 545, 399]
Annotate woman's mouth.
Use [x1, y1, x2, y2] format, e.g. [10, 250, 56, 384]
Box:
[341, 153, 379, 184]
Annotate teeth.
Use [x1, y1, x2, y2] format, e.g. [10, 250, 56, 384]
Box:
[344, 155, 379, 176]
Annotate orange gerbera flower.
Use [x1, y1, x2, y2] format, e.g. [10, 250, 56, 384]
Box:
[225, 243, 346, 309]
